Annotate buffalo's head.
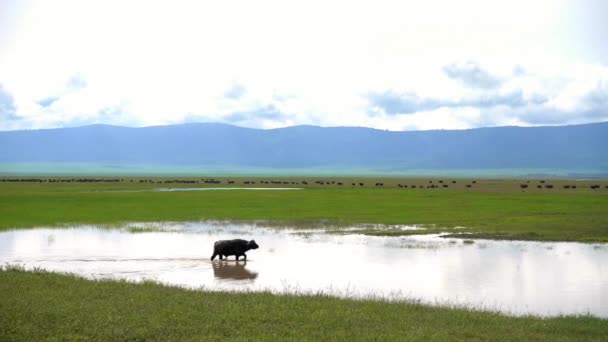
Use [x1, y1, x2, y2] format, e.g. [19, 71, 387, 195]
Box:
[248, 240, 259, 249]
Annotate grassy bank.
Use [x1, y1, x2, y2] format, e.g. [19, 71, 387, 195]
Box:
[0, 180, 608, 242]
[1, 179, 607, 241]
[1, 268, 605, 341]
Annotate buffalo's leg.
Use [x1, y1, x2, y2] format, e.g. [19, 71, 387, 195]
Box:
[236, 255, 240, 261]
[243, 253, 247, 260]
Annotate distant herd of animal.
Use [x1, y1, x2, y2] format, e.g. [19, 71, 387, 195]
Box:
[1, 177, 606, 190]
[518, 180, 605, 190]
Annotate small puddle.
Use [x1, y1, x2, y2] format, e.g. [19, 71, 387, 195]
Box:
[0, 222, 607, 318]
[102, 188, 303, 193]
[157, 187, 303, 192]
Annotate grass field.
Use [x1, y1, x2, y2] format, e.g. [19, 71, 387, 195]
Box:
[1, 176, 607, 241]
[2, 176, 607, 340]
[1, 266, 606, 341]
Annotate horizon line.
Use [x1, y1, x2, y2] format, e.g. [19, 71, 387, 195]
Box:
[2, 120, 608, 134]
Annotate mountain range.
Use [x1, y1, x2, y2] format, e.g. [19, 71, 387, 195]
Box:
[1, 122, 607, 173]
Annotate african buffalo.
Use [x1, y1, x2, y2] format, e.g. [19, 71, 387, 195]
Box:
[211, 239, 259, 261]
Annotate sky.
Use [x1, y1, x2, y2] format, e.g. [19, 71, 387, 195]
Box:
[0, 0, 607, 131]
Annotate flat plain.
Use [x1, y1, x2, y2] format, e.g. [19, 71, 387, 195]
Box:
[2, 176, 608, 340]
[1, 176, 607, 241]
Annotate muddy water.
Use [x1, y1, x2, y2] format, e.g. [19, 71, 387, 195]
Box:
[1, 222, 607, 317]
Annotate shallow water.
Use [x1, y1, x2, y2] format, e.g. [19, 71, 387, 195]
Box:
[157, 187, 303, 192]
[1, 222, 607, 317]
[104, 187, 303, 193]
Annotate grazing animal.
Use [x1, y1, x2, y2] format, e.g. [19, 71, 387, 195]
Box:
[211, 239, 259, 261]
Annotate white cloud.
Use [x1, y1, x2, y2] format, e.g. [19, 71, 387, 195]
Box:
[0, 0, 607, 131]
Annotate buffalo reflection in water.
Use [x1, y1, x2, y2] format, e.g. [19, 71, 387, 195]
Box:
[212, 261, 258, 281]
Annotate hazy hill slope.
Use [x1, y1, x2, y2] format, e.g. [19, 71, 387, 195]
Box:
[1, 122, 607, 169]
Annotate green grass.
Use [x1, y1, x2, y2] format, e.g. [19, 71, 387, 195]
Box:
[2, 179, 607, 339]
[1, 179, 607, 241]
[1, 267, 606, 341]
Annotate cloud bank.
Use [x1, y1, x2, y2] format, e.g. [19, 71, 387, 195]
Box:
[0, 0, 607, 131]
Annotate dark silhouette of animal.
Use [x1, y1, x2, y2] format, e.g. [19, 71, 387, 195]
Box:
[211, 239, 259, 261]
